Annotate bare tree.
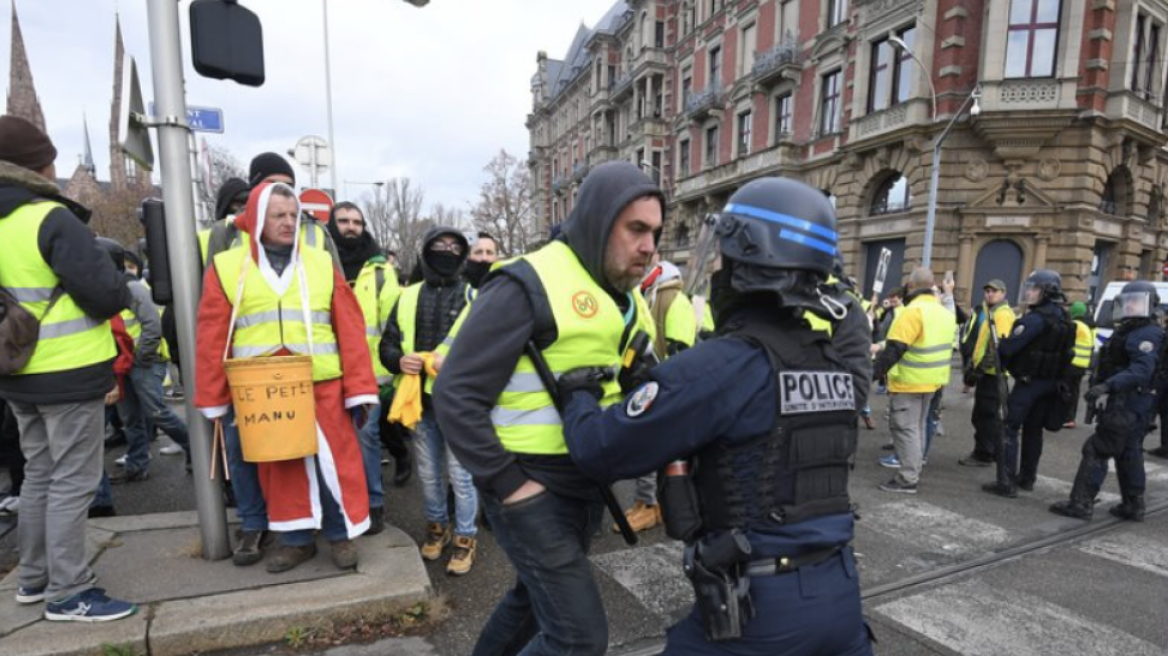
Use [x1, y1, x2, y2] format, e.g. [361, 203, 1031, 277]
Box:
[196, 144, 247, 225]
[470, 149, 538, 257]
[364, 177, 432, 275]
[429, 202, 468, 231]
[88, 186, 148, 250]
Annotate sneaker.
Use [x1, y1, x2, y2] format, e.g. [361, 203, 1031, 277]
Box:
[1062, 421, 1076, 429]
[616, 500, 661, 533]
[233, 530, 266, 567]
[115, 454, 127, 467]
[1049, 500, 1093, 520]
[958, 455, 994, 467]
[0, 495, 19, 515]
[109, 468, 149, 485]
[1016, 476, 1036, 492]
[420, 523, 451, 561]
[266, 543, 317, 573]
[330, 540, 359, 569]
[159, 443, 184, 456]
[16, 584, 46, 604]
[862, 415, 876, 430]
[879, 454, 901, 469]
[44, 588, 137, 622]
[981, 482, 1018, 499]
[879, 477, 918, 494]
[446, 536, 477, 576]
[366, 508, 385, 536]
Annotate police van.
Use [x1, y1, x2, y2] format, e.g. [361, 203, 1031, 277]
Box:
[1092, 281, 1168, 349]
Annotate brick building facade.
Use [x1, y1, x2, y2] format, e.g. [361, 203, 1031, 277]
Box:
[528, 0, 1168, 306]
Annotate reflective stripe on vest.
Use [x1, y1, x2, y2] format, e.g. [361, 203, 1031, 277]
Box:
[1072, 320, 1093, 369]
[889, 297, 955, 387]
[213, 243, 341, 381]
[0, 201, 115, 374]
[120, 280, 170, 362]
[485, 241, 628, 455]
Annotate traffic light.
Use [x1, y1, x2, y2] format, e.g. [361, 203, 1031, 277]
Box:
[138, 198, 174, 306]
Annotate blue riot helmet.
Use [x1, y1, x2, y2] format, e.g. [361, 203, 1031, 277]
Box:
[1113, 280, 1159, 323]
[1021, 269, 1063, 306]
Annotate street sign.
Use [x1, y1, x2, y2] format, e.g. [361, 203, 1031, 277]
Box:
[147, 103, 225, 133]
[299, 188, 333, 223]
[118, 52, 154, 171]
[292, 136, 332, 190]
[872, 248, 893, 295]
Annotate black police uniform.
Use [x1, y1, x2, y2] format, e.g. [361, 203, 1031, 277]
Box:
[1051, 318, 1161, 519]
[984, 299, 1074, 496]
[561, 307, 871, 655]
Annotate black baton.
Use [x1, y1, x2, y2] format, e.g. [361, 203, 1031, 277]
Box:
[523, 341, 638, 546]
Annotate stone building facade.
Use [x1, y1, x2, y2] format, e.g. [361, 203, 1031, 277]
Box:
[528, 0, 1168, 306]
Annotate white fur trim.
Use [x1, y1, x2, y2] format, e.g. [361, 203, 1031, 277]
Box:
[252, 182, 302, 297]
[200, 405, 231, 420]
[345, 394, 379, 409]
[315, 424, 368, 539]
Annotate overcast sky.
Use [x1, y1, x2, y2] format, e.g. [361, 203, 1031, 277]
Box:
[7, 0, 615, 212]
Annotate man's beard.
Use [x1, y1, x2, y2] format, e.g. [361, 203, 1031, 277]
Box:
[604, 251, 645, 292]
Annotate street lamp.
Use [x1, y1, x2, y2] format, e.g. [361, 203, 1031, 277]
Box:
[888, 35, 937, 122]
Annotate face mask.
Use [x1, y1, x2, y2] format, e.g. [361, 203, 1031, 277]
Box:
[427, 250, 461, 277]
[465, 260, 491, 287]
[709, 264, 736, 322]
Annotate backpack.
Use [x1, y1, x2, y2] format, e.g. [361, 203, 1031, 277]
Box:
[0, 286, 63, 376]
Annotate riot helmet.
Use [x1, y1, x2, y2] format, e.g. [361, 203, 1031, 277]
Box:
[94, 237, 126, 274]
[1021, 269, 1063, 306]
[708, 177, 844, 320]
[1112, 280, 1160, 323]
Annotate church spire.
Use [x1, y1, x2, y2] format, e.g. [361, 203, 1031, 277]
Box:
[7, 0, 47, 132]
[82, 113, 95, 175]
[110, 13, 131, 190]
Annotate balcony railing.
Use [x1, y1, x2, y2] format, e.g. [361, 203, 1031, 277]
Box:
[1106, 90, 1163, 131]
[752, 39, 800, 87]
[631, 47, 670, 75]
[684, 85, 723, 120]
[676, 144, 791, 197]
[588, 144, 618, 164]
[611, 72, 635, 100]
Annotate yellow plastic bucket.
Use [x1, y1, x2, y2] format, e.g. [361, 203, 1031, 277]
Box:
[224, 355, 317, 462]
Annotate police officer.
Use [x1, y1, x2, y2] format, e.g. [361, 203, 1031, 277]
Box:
[1050, 281, 1162, 520]
[982, 270, 1076, 498]
[558, 177, 872, 655]
[1149, 305, 1168, 460]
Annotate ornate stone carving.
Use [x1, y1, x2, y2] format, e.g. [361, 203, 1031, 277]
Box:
[1037, 158, 1061, 181]
[965, 157, 989, 182]
[999, 81, 1059, 104]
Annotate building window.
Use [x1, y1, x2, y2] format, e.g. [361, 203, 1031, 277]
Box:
[656, 21, 666, 48]
[869, 38, 893, 112]
[827, 0, 848, 28]
[894, 26, 916, 104]
[682, 1, 695, 34]
[608, 64, 616, 89]
[651, 151, 662, 184]
[870, 173, 912, 215]
[737, 110, 752, 156]
[1132, 13, 1161, 100]
[820, 70, 842, 135]
[775, 93, 793, 137]
[705, 125, 719, 168]
[681, 69, 693, 106]
[709, 46, 722, 88]
[740, 24, 757, 77]
[679, 139, 691, 176]
[779, 0, 798, 42]
[1005, 0, 1061, 78]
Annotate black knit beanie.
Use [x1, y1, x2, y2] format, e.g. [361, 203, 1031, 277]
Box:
[248, 152, 296, 188]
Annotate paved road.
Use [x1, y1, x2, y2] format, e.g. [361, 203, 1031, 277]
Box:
[4, 376, 1168, 655]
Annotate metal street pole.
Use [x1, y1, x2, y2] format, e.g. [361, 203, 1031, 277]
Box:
[145, 0, 230, 560]
[322, 0, 338, 195]
[922, 86, 982, 269]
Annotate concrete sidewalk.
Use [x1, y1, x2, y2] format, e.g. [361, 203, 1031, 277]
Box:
[0, 511, 432, 656]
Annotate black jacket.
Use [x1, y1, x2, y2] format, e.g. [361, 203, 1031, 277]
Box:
[0, 161, 130, 404]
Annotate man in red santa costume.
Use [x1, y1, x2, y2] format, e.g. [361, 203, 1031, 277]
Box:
[196, 182, 375, 573]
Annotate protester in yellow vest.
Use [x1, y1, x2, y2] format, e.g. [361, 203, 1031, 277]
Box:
[433, 161, 663, 654]
[957, 279, 1016, 466]
[1064, 301, 1095, 429]
[195, 182, 376, 574]
[0, 115, 138, 621]
[873, 268, 957, 494]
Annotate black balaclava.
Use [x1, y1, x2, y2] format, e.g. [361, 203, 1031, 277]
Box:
[464, 260, 492, 288]
[418, 226, 470, 286]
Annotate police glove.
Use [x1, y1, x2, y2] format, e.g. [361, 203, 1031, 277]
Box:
[558, 367, 613, 406]
[1084, 383, 1110, 404]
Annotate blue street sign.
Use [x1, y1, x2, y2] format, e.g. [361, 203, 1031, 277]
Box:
[148, 103, 225, 133]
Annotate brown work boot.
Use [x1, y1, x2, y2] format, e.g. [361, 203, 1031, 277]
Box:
[420, 522, 451, 561]
[330, 539, 359, 569]
[265, 543, 317, 573]
[614, 500, 661, 533]
[446, 535, 477, 576]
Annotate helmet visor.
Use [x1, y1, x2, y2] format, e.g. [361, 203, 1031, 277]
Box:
[1113, 291, 1153, 321]
[1022, 282, 1045, 305]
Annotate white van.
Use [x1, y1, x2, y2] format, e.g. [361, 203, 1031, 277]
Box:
[1091, 281, 1168, 348]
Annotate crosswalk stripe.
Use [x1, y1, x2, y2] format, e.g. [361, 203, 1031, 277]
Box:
[1032, 474, 1120, 505]
[1078, 533, 1168, 578]
[858, 499, 1011, 556]
[875, 579, 1164, 656]
[590, 541, 692, 618]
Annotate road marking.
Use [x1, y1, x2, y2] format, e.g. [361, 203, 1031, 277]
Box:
[876, 579, 1164, 656]
[1032, 474, 1120, 505]
[859, 499, 1011, 556]
[591, 541, 692, 618]
[1078, 533, 1168, 578]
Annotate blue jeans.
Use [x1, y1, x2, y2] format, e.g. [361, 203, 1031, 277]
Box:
[91, 472, 113, 509]
[223, 407, 267, 532]
[924, 388, 943, 458]
[119, 363, 190, 473]
[415, 412, 477, 537]
[473, 491, 606, 656]
[357, 404, 385, 509]
[282, 458, 349, 546]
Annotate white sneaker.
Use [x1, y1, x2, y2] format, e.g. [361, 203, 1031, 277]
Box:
[115, 455, 128, 467]
[0, 496, 19, 515]
[159, 444, 184, 456]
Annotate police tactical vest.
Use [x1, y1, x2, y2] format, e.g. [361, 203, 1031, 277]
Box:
[1007, 303, 1074, 379]
[0, 200, 116, 375]
[1097, 320, 1153, 384]
[692, 314, 857, 530]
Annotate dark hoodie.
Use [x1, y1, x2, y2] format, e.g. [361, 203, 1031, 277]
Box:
[0, 161, 130, 404]
[432, 162, 664, 502]
[326, 206, 382, 283]
[214, 177, 250, 221]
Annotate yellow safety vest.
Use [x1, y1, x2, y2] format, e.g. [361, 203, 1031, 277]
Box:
[392, 281, 474, 395]
[120, 280, 171, 362]
[1072, 320, 1094, 370]
[649, 281, 695, 356]
[353, 261, 401, 385]
[0, 201, 116, 375]
[198, 228, 211, 267]
[888, 295, 955, 390]
[963, 302, 1015, 374]
[455, 241, 632, 455]
[213, 244, 341, 381]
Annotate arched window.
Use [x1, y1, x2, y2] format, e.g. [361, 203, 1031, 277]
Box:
[1099, 171, 1126, 216]
[870, 173, 911, 215]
